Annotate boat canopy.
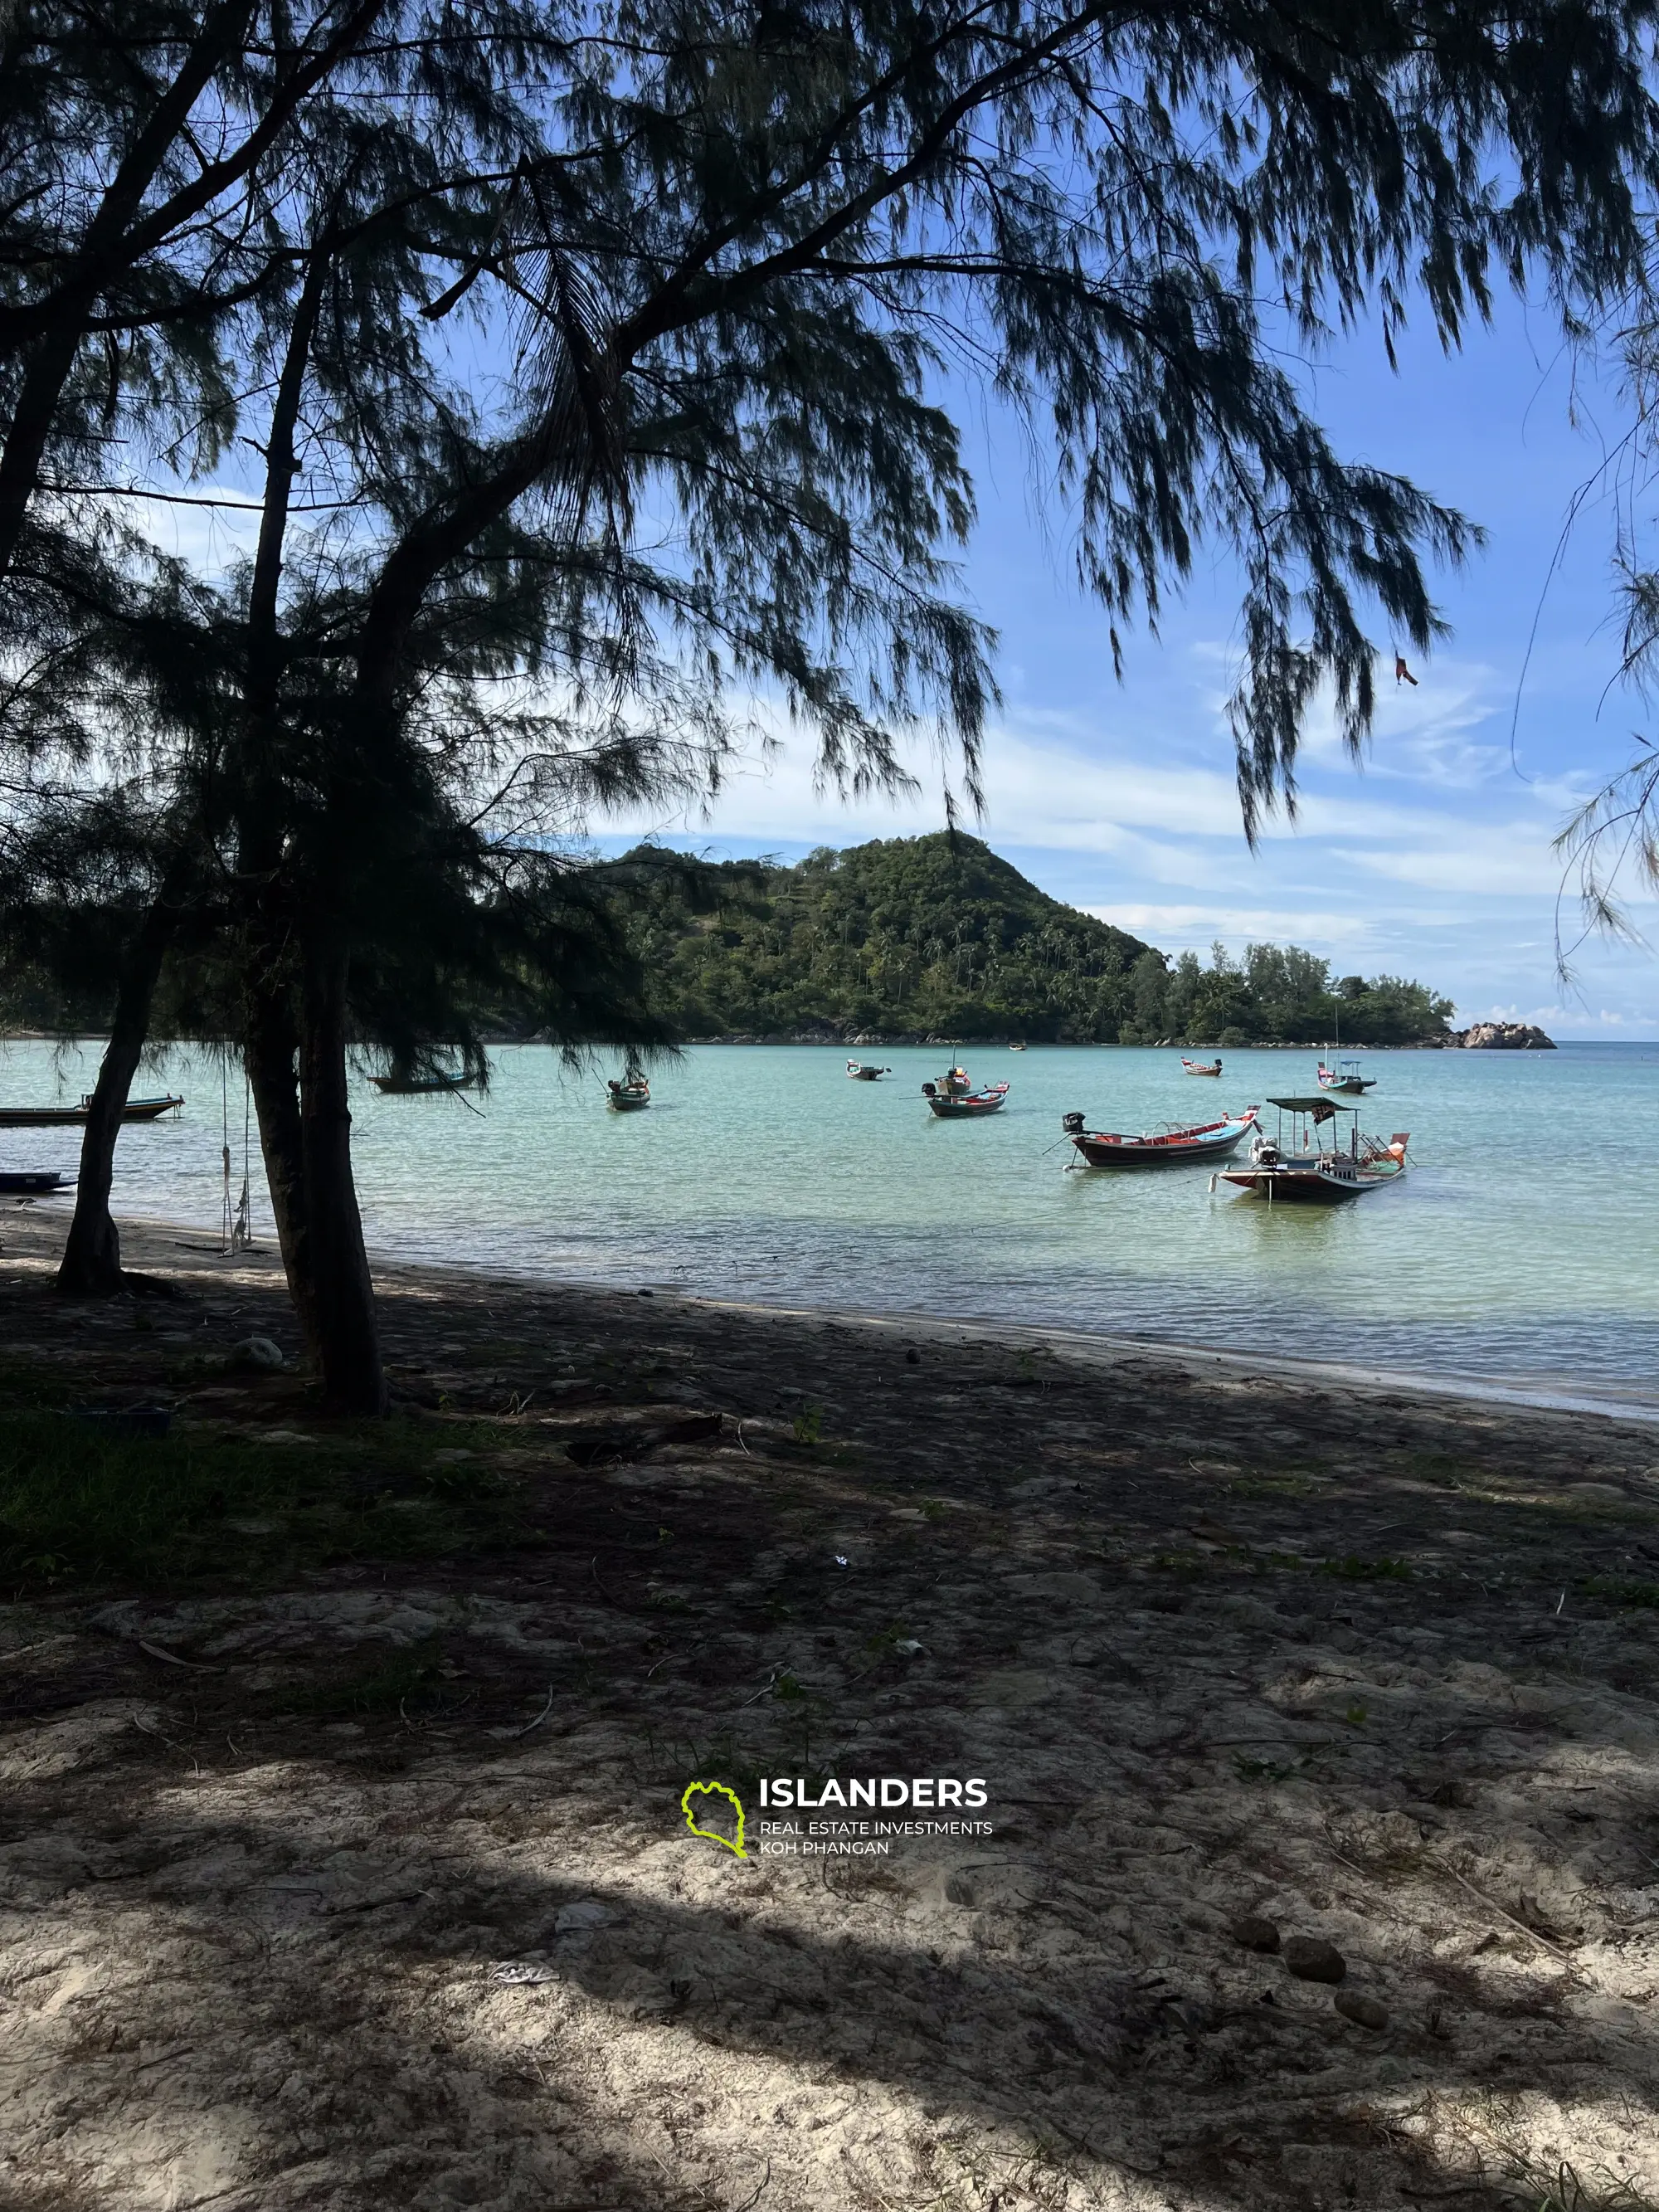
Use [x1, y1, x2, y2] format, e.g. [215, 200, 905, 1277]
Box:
[1267, 1094, 1357, 1114]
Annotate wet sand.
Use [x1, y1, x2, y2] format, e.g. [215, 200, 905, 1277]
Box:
[3, 1209, 1659, 2210]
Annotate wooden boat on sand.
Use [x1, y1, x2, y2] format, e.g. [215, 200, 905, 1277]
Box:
[846, 1060, 890, 1080]
[1063, 1108, 1258, 1167]
[1181, 1057, 1223, 1077]
[922, 1067, 1009, 1118]
[0, 1094, 182, 1128]
[1217, 1095, 1408, 1203]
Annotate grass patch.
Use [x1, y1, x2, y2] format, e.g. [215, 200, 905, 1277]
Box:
[1233, 1754, 1294, 1782]
[1582, 1575, 1659, 1609]
[289, 1634, 450, 1717]
[1224, 1474, 1319, 1499]
[1319, 1553, 1412, 1581]
[0, 1409, 541, 1592]
[1147, 1548, 1206, 1577]
[1400, 1451, 1477, 1490]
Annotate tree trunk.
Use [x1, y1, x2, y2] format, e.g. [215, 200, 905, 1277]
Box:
[243, 968, 321, 1361]
[55, 903, 173, 1296]
[299, 939, 385, 1414]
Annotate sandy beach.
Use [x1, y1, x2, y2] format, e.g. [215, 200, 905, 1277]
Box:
[3, 1208, 1659, 2210]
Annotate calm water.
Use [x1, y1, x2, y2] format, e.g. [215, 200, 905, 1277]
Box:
[3, 1039, 1656, 1408]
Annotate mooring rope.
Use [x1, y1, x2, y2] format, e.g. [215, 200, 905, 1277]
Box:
[231, 1075, 254, 1250]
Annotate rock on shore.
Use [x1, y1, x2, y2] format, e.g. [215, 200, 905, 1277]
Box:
[1443, 1020, 1556, 1050]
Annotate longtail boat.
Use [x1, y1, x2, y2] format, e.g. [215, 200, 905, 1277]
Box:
[0, 1169, 75, 1194]
[1181, 1056, 1223, 1077]
[1316, 1058, 1375, 1094]
[1217, 1095, 1408, 1203]
[606, 1072, 651, 1111]
[846, 1060, 890, 1080]
[922, 1066, 1009, 1118]
[1063, 1108, 1258, 1167]
[0, 1094, 182, 1128]
[370, 1069, 477, 1094]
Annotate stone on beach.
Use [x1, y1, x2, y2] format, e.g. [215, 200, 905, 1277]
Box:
[1282, 1936, 1346, 1983]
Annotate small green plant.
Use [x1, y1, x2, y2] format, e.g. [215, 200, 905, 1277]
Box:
[773, 1670, 806, 1703]
[1583, 1576, 1659, 1609]
[1344, 1701, 1369, 1727]
[792, 1403, 824, 1446]
[1320, 1554, 1411, 1581]
[1233, 1754, 1294, 1782]
[920, 1498, 948, 1521]
[291, 1634, 447, 1717]
[863, 1620, 913, 1658]
[18, 1549, 71, 1582]
[1226, 1474, 1316, 1499]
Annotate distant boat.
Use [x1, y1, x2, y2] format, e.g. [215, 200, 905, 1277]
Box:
[0, 1169, 75, 1194]
[1008, 1042, 1027, 1052]
[846, 1060, 890, 1080]
[607, 1071, 650, 1111]
[1317, 1058, 1375, 1094]
[922, 1066, 1009, 1118]
[0, 1094, 182, 1128]
[1063, 1108, 1257, 1167]
[370, 1069, 477, 1095]
[1217, 1094, 1408, 1203]
[1181, 1057, 1223, 1077]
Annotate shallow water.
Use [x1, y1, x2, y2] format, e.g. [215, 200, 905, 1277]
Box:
[3, 1038, 1655, 1406]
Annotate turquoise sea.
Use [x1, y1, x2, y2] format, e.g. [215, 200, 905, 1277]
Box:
[2, 1038, 1655, 1411]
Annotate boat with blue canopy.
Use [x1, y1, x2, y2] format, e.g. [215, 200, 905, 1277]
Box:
[1216, 1095, 1408, 1203]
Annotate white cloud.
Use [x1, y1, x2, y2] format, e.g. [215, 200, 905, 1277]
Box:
[1082, 903, 1385, 951]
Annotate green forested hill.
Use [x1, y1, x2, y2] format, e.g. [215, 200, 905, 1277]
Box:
[620, 834, 1454, 1045]
[0, 831, 1455, 1047]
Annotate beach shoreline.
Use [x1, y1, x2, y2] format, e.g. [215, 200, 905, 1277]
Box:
[15, 1197, 1659, 1426]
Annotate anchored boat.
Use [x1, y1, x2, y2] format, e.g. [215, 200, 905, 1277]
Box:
[370, 1069, 477, 1095]
[922, 1066, 1009, 1118]
[1063, 1108, 1258, 1167]
[0, 1094, 182, 1128]
[606, 1069, 651, 1111]
[1217, 1095, 1408, 1203]
[1181, 1056, 1223, 1077]
[846, 1060, 890, 1080]
[1316, 1057, 1376, 1094]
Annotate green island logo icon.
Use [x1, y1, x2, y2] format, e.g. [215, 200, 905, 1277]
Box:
[681, 1779, 747, 1859]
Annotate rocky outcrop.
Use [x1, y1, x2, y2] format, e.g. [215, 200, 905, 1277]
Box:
[1443, 1021, 1556, 1050]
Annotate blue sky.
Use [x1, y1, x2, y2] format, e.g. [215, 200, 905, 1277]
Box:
[601, 295, 1659, 1038]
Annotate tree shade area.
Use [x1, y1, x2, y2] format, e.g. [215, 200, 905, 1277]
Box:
[616, 835, 1454, 1045]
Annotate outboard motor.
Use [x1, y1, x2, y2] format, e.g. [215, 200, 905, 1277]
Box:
[1062, 1112, 1086, 1135]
